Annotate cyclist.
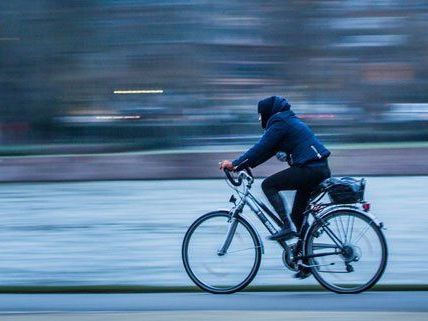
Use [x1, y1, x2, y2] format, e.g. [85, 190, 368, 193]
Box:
[219, 96, 331, 243]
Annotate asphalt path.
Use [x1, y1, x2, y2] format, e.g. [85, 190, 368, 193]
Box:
[0, 292, 427, 313]
[0, 177, 426, 287]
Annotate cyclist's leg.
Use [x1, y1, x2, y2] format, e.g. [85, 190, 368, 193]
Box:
[289, 189, 327, 276]
[291, 164, 332, 233]
[291, 189, 312, 234]
[291, 164, 332, 278]
[262, 164, 331, 241]
[261, 167, 303, 223]
[261, 167, 313, 240]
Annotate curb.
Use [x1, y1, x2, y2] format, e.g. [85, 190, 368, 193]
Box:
[0, 284, 426, 293]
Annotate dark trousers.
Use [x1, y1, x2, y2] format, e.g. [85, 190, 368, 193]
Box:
[261, 160, 331, 233]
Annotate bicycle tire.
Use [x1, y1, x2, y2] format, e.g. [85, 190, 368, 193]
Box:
[304, 209, 388, 294]
[182, 210, 262, 294]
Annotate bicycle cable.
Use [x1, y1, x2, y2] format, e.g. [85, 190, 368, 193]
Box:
[225, 175, 246, 200]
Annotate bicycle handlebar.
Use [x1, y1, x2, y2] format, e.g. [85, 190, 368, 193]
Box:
[224, 167, 254, 187]
[224, 168, 242, 186]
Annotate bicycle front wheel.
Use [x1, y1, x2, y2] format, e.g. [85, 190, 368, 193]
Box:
[305, 210, 388, 294]
[182, 211, 262, 294]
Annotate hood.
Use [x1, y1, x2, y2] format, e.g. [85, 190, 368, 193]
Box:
[257, 96, 291, 129]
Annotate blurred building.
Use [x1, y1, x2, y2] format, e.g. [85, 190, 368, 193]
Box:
[1, 0, 428, 153]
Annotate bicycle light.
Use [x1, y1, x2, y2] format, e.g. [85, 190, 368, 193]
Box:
[229, 194, 237, 205]
[362, 202, 371, 212]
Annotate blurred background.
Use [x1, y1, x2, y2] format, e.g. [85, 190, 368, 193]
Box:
[0, 0, 427, 289]
[1, 0, 428, 154]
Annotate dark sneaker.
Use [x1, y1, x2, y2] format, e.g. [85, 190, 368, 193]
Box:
[293, 267, 312, 279]
[268, 227, 298, 241]
[292, 242, 313, 279]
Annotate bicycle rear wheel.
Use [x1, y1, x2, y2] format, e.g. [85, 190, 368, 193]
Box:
[182, 211, 262, 294]
[305, 209, 387, 294]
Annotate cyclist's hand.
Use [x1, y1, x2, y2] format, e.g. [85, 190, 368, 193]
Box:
[219, 160, 236, 171]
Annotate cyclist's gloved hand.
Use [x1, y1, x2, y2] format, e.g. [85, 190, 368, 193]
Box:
[219, 160, 236, 171]
[276, 151, 287, 162]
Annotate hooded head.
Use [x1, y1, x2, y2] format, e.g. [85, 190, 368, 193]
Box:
[257, 96, 291, 129]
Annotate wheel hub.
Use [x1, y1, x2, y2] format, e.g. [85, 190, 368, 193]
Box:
[341, 244, 361, 262]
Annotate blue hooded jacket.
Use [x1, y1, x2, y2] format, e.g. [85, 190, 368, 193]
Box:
[232, 96, 330, 169]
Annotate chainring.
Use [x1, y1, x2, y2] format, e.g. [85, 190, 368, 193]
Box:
[282, 244, 299, 272]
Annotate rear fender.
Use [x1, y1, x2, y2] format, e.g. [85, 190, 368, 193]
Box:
[302, 205, 384, 246]
[314, 205, 384, 228]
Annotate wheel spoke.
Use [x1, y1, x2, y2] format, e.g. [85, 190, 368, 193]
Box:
[225, 246, 262, 254]
[333, 217, 343, 242]
[306, 210, 387, 294]
[345, 214, 351, 243]
[321, 222, 344, 248]
[353, 221, 373, 245]
[339, 214, 347, 243]
[349, 214, 355, 243]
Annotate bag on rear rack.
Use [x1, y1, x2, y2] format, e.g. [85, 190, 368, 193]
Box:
[320, 177, 366, 204]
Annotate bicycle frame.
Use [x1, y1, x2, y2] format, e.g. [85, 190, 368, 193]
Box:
[220, 173, 347, 260]
[221, 177, 294, 254]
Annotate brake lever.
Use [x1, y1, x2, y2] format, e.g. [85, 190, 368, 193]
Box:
[240, 168, 254, 185]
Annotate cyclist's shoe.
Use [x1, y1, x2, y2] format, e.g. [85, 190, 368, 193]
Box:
[292, 241, 313, 279]
[293, 267, 312, 279]
[268, 226, 298, 241]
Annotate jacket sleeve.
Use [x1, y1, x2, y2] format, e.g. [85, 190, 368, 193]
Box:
[232, 123, 285, 169]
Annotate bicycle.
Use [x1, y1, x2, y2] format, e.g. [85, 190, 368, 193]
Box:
[182, 168, 388, 294]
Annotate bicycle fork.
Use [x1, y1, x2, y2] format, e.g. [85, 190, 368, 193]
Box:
[217, 199, 247, 256]
[217, 217, 239, 256]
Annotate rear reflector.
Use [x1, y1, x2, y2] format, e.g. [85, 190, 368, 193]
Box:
[362, 202, 371, 212]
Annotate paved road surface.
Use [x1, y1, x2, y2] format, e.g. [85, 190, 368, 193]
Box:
[1, 312, 427, 321]
[0, 292, 426, 313]
[0, 177, 426, 287]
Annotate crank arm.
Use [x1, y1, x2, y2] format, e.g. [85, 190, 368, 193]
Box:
[299, 262, 336, 268]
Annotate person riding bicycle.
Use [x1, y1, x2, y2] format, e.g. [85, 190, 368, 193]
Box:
[219, 96, 331, 242]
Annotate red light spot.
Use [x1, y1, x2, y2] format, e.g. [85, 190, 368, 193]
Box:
[362, 203, 371, 212]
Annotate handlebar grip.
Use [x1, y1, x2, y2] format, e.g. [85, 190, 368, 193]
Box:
[224, 168, 242, 186]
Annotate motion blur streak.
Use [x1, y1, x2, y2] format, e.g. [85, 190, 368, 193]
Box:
[0, 1, 428, 154]
[96, 115, 141, 120]
[113, 90, 164, 94]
